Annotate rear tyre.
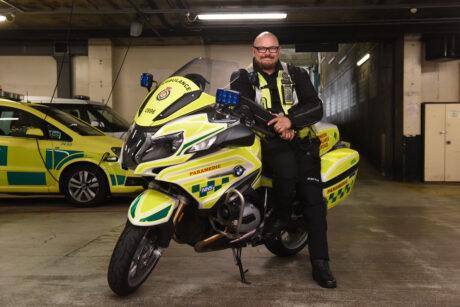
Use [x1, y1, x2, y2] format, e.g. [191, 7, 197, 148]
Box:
[108, 222, 164, 296]
[61, 164, 108, 207]
[264, 228, 308, 257]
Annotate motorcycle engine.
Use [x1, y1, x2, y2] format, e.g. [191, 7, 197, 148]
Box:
[217, 201, 261, 233]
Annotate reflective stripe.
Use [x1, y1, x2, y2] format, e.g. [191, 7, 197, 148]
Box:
[247, 62, 314, 138]
[248, 62, 299, 113]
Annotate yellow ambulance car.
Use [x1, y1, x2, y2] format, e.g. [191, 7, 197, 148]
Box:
[0, 92, 143, 207]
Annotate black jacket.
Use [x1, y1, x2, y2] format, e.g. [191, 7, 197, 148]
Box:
[230, 60, 323, 130]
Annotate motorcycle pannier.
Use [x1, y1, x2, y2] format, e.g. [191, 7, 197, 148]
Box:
[321, 148, 359, 209]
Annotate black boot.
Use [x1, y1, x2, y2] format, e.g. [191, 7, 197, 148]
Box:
[311, 259, 337, 288]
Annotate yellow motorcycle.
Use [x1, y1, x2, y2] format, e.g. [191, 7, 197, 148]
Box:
[108, 58, 359, 296]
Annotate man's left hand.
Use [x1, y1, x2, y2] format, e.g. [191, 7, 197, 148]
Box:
[268, 114, 292, 134]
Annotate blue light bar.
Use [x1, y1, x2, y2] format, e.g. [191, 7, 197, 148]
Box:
[216, 88, 240, 107]
[140, 73, 153, 88]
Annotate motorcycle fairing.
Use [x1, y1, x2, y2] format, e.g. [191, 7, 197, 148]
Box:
[128, 189, 178, 226]
[321, 148, 359, 209]
[156, 138, 262, 209]
[135, 77, 215, 127]
[134, 113, 229, 175]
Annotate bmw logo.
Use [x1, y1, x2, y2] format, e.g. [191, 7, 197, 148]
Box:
[233, 165, 245, 177]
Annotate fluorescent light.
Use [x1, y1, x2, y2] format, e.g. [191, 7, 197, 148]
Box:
[0, 15, 6, 22]
[338, 56, 347, 65]
[357, 53, 370, 66]
[327, 56, 336, 65]
[197, 13, 287, 20]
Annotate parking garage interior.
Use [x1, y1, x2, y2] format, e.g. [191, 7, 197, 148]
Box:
[1, 1, 460, 305]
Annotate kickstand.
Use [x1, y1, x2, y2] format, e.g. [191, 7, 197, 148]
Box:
[232, 247, 251, 285]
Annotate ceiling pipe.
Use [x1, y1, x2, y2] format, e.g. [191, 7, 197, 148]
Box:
[0, 0, 24, 13]
[4, 3, 460, 15]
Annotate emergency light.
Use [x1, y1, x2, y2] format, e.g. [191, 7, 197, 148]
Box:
[140, 73, 153, 91]
[216, 89, 240, 107]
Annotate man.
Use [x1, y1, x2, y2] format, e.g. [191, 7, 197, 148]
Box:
[230, 31, 336, 288]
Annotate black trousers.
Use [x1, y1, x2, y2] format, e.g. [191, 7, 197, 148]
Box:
[262, 137, 329, 261]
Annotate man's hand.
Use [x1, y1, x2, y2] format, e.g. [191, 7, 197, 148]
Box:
[268, 114, 292, 134]
[280, 129, 295, 141]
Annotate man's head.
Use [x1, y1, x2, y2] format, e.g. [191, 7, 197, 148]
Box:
[252, 31, 280, 72]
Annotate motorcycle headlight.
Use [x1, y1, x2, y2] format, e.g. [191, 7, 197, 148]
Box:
[135, 131, 183, 163]
[185, 135, 217, 154]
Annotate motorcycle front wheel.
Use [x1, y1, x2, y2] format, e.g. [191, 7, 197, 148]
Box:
[264, 228, 308, 257]
[108, 221, 164, 296]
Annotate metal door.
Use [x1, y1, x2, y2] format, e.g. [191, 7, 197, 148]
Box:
[445, 104, 460, 181]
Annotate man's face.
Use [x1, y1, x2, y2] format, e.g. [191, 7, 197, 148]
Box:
[252, 34, 280, 71]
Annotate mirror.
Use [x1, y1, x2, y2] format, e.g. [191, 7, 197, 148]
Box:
[26, 128, 44, 138]
[91, 120, 105, 128]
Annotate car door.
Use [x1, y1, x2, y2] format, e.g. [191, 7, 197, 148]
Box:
[0, 106, 55, 193]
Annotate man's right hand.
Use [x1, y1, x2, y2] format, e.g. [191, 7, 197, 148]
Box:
[280, 129, 295, 141]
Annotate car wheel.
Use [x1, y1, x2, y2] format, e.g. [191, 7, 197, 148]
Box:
[61, 164, 108, 207]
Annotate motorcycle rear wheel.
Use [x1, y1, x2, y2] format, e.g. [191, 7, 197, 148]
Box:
[108, 221, 163, 296]
[264, 229, 308, 257]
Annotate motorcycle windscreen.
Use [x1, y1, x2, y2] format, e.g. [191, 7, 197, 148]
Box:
[321, 148, 359, 209]
[128, 190, 178, 226]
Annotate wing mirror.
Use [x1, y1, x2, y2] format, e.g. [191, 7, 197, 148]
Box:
[26, 128, 44, 138]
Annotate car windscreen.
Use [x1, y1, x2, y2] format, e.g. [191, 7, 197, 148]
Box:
[30, 105, 104, 136]
[91, 105, 130, 131]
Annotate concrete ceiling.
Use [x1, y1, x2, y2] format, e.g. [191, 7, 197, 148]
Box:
[1, 1, 460, 45]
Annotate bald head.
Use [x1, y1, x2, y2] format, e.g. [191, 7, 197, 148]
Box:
[254, 31, 279, 46]
[252, 31, 281, 74]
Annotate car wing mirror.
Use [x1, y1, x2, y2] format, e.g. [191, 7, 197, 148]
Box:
[26, 128, 44, 138]
[91, 120, 105, 128]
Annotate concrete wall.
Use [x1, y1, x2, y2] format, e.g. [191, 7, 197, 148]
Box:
[320, 42, 395, 177]
[0, 56, 57, 96]
[73, 43, 252, 121]
[320, 35, 460, 181]
[0, 43, 252, 121]
[72, 56, 89, 96]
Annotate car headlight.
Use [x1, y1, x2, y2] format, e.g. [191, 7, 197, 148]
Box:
[135, 131, 183, 163]
[105, 147, 121, 162]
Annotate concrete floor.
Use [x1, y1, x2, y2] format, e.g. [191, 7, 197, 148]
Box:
[1, 160, 460, 306]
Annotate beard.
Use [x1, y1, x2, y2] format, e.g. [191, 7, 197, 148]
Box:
[255, 55, 277, 71]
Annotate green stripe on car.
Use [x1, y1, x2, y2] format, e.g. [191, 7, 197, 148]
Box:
[7, 172, 46, 185]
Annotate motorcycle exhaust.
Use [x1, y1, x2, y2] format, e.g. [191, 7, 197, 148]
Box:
[194, 233, 225, 253]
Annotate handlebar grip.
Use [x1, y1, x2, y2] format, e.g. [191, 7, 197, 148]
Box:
[252, 125, 276, 138]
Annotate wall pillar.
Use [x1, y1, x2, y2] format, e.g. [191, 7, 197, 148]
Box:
[402, 34, 423, 181]
[88, 39, 113, 106]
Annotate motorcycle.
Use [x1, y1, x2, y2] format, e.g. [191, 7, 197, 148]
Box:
[108, 58, 359, 296]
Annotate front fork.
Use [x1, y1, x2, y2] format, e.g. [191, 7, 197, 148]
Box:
[172, 201, 185, 243]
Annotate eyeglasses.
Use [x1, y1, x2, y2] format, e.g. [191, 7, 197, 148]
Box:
[253, 46, 280, 53]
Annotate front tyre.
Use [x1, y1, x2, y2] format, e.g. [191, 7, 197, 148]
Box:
[264, 228, 308, 257]
[108, 222, 164, 296]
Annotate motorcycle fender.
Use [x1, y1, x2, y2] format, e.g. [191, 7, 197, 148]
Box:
[128, 190, 178, 227]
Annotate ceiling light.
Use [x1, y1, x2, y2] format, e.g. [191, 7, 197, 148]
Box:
[197, 13, 287, 20]
[327, 56, 336, 65]
[338, 56, 347, 65]
[357, 53, 370, 66]
[0, 15, 6, 22]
